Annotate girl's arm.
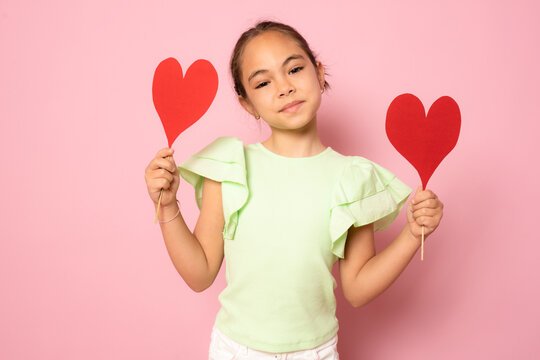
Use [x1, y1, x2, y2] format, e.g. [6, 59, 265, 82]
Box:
[339, 188, 443, 307]
[157, 177, 225, 293]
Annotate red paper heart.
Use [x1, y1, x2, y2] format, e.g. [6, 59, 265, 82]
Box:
[385, 93, 461, 189]
[152, 57, 218, 147]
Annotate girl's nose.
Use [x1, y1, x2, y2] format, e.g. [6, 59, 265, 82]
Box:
[278, 79, 295, 97]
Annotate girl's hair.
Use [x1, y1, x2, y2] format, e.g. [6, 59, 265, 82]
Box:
[230, 20, 330, 99]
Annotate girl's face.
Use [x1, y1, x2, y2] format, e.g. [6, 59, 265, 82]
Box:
[238, 31, 325, 130]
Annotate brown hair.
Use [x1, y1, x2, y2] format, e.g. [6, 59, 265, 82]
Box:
[230, 20, 330, 99]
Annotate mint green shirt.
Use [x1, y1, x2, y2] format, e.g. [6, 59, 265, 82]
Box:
[178, 136, 411, 353]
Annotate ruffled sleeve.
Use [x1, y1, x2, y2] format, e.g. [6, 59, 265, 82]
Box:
[329, 157, 412, 259]
[177, 136, 249, 241]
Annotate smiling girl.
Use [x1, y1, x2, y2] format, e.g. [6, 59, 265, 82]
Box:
[144, 21, 444, 360]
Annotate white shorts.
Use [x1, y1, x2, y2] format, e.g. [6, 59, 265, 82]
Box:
[208, 325, 340, 360]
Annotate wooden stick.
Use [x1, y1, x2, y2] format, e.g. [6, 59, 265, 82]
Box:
[421, 225, 424, 261]
[154, 189, 164, 224]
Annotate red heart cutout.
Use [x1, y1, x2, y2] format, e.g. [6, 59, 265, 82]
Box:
[152, 57, 218, 147]
[386, 93, 461, 189]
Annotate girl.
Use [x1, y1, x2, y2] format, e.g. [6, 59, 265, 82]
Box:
[144, 21, 443, 360]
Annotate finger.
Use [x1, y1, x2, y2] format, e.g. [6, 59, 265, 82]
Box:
[413, 207, 439, 218]
[152, 168, 174, 183]
[406, 200, 415, 223]
[415, 215, 430, 227]
[412, 198, 442, 211]
[148, 158, 177, 173]
[149, 177, 171, 192]
[155, 178, 171, 190]
[415, 215, 439, 228]
[411, 186, 422, 202]
[411, 188, 437, 204]
[168, 156, 178, 174]
[155, 147, 175, 159]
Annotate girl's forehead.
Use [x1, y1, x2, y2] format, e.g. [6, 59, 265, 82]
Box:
[241, 31, 307, 68]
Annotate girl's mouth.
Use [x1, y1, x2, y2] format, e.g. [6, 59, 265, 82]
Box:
[279, 100, 304, 113]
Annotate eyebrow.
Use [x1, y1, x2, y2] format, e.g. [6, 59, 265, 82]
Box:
[247, 54, 305, 83]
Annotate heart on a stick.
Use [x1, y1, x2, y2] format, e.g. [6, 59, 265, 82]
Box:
[152, 57, 218, 147]
[385, 93, 461, 189]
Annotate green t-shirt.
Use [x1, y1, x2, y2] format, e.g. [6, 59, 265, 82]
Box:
[178, 136, 411, 353]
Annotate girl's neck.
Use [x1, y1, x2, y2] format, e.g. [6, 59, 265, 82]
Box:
[262, 118, 327, 158]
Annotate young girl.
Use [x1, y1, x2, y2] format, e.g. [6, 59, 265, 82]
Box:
[144, 21, 443, 360]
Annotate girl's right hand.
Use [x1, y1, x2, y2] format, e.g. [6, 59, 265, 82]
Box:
[144, 147, 180, 208]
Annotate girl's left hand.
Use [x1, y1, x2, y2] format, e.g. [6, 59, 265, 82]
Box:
[406, 186, 444, 241]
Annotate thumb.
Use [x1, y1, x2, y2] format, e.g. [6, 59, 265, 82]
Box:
[412, 185, 422, 204]
[165, 149, 178, 174]
[170, 155, 178, 174]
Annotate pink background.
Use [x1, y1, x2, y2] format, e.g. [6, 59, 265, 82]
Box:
[1, 0, 539, 359]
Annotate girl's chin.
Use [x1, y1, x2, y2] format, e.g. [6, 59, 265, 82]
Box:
[267, 117, 316, 130]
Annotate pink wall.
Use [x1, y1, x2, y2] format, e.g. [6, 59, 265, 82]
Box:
[1, 0, 538, 358]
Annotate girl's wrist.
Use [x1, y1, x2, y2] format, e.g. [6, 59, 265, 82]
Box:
[155, 199, 180, 221]
[404, 223, 422, 247]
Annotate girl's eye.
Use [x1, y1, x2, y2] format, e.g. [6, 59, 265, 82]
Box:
[289, 66, 303, 74]
[255, 81, 269, 89]
[254, 67, 303, 89]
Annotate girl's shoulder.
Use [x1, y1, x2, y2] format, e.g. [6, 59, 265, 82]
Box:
[177, 136, 248, 241]
[177, 135, 246, 188]
[329, 154, 413, 258]
[332, 153, 412, 199]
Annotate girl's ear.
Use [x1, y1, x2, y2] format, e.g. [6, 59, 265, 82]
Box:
[316, 61, 325, 89]
[238, 95, 258, 117]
